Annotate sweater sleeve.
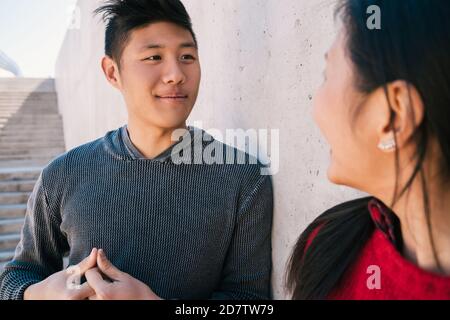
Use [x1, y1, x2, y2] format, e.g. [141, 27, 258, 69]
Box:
[211, 172, 273, 300]
[0, 169, 69, 300]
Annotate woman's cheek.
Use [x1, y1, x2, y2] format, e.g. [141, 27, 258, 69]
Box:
[312, 86, 331, 137]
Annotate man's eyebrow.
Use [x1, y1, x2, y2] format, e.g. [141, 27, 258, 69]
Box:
[141, 42, 197, 50]
[180, 42, 197, 48]
[144, 44, 163, 49]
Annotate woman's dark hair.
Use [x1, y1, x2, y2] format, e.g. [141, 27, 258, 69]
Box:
[94, 0, 197, 68]
[287, 0, 450, 299]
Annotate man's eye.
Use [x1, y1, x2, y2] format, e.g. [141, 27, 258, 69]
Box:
[181, 54, 195, 61]
[145, 55, 161, 61]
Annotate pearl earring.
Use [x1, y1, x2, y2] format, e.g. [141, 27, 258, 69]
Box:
[378, 138, 396, 151]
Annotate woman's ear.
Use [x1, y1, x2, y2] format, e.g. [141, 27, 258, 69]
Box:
[101, 56, 122, 90]
[377, 80, 425, 152]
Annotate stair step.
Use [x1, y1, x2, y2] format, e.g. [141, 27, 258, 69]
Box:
[0, 92, 56, 96]
[0, 121, 62, 126]
[0, 93, 57, 98]
[0, 138, 64, 145]
[0, 78, 55, 92]
[0, 94, 56, 98]
[0, 110, 57, 114]
[0, 100, 57, 104]
[0, 148, 65, 156]
[0, 132, 64, 138]
[0, 103, 58, 108]
[0, 155, 61, 161]
[0, 138, 63, 143]
[0, 99, 56, 103]
[0, 123, 62, 129]
[0, 144, 65, 150]
[0, 141, 64, 146]
[0, 114, 61, 119]
[0, 133, 63, 138]
[0, 101, 57, 105]
[0, 109, 58, 114]
[0, 217, 25, 234]
[0, 88, 55, 91]
[0, 111, 58, 116]
[0, 104, 56, 108]
[0, 204, 27, 219]
[0, 233, 21, 251]
[0, 116, 60, 120]
[0, 126, 63, 132]
[0, 167, 42, 181]
[0, 112, 59, 118]
[0, 133, 63, 137]
[0, 179, 37, 192]
[0, 203, 27, 219]
[0, 131, 63, 137]
[0, 160, 51, 169]
[0, 110, 59, 116]
[0, 158, 58, 164]
[0, 192, 31, 205]
[0, 150, 64, 156]
[0, 124, 62, 129]
[0, 104, 58, 109]
[0, 147, 63, 153]
[0, 97, 57, 102]
[0, 249, 16, 263]
[0, 103, 57, 107]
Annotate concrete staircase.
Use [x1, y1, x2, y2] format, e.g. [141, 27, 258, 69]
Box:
[0, 78, 66, 272]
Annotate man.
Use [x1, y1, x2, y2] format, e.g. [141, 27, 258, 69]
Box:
[0, 0, 273, 300]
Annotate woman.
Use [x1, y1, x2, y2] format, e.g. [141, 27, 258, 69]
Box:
[286, 0, 450, 299]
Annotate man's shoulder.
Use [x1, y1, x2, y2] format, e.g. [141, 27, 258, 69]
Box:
[195, 129, 272, 195]
[190, 128, 270, 174]
[42, 129, 117, 178]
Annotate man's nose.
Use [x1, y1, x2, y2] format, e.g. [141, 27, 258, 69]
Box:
[162, 60, 186, 85]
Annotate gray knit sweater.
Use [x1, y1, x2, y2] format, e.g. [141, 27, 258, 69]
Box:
[0, 125, 273, 300]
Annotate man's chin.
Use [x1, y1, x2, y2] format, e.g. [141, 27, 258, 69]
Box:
[145, 118, 190, 131]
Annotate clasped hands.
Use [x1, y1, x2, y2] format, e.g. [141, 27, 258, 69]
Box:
[24, 248, 162, 300]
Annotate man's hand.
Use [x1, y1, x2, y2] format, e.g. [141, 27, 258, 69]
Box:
[85, 249, 162, 300]
[24, 248, 98, 300]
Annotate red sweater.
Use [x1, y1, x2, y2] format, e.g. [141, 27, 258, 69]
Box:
[326, 199, 450, 300]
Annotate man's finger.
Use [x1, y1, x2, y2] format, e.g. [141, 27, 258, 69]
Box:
[76, 248, 98, 274]
[72, 281, 95, 300]
[85, 268, 108, 294]
[97, 249, 121, 280]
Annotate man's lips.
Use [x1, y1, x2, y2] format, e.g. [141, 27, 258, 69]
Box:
[155, 94, 188, 99]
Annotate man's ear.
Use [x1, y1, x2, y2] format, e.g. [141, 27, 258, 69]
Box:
[101, 56, 122, 90]
[377, 80, 425, 151]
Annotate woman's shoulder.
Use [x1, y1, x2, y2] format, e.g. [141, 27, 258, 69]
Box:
[303, 196, 374, 249]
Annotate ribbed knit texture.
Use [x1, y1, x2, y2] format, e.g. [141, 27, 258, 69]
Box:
[0, 125, 273, 300]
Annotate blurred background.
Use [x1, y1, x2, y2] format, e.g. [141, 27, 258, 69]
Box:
[0, 0, 360, 298]
[0, 0, 78, 77]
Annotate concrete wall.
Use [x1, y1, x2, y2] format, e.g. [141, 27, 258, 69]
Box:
[55, 0, 128, 148]
[55, 0, 361, 299]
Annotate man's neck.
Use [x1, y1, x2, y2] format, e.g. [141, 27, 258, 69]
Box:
[126, 119, 188, 159]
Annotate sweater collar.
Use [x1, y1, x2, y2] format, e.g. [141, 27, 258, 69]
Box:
[119, 124, 200, 163]
[368, 198, 404, 252]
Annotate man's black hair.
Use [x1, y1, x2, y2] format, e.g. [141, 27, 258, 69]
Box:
[94, 0, 197, 67]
